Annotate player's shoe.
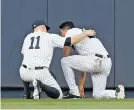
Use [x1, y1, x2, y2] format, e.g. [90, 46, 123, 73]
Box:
[23, 94, 33, 99]
[63, 92, 80, 99]
[115, 84, 125, 99]
[32, 80, 41, 99]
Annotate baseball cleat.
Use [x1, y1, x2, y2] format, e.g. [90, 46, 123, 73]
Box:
[63, 92, 81, 99]
[115, 84, 125, 99]
[23, 94, 33, 99]
[32, 80, 41, 99]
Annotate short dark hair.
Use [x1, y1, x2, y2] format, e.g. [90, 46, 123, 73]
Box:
[59, 21, 75, 29]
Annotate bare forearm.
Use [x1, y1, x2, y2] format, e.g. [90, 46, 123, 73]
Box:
[63, 46, 71, 57]
[79, 72, 86, 87]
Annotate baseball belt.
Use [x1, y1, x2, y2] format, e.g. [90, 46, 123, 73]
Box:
[95, 54, 110, 58]
[22, 64, 46, 70]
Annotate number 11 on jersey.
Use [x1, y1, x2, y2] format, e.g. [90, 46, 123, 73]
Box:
[29, 36, 40, 49]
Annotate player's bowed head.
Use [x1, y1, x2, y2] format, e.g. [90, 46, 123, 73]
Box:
[59, 21, 75, 37]
[59, 21, 96, 38]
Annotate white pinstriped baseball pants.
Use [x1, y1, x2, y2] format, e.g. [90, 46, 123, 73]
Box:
[19, 66, 63, 99]
[61, 55, 116, 99]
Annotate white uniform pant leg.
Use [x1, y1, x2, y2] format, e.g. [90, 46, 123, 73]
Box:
[19, 66, 34, 82]
[91, 58, 116, 99]
[61, 55, 97, 96]
[91, 73, 116, 99]
[19, 66, 63, 99]
[37, 69, 63, 99]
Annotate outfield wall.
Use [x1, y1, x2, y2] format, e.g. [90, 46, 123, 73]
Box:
[1, 0, 134, 91]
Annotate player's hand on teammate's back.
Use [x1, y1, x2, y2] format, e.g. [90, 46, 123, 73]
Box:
[84, 29, 96, 36]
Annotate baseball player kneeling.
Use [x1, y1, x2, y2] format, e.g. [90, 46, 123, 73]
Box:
[59, 21, 125, 99]
[19, 20, 95, 99]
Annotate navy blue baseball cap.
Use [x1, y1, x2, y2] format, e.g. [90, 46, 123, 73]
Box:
[32, 20, 50, 30]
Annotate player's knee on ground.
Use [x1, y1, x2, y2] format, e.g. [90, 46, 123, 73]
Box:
[46, 87, 60, 99]
[40, 83, 62, 99]
[93, 92, 110, 99]
[93, 94, 100, 99]
[46, 87, 63, 99]
[92, 93, 102, 99]
[48, 87, 63, 99]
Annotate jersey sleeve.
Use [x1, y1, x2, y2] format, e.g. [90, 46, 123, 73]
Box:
[51, 34, 66, 48]
[65, 28, 83, 38]
[21, 35, 28, 54]
[21, 39, 26, 54]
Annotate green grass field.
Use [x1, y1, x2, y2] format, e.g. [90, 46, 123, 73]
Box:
[1, 98, 134, 109]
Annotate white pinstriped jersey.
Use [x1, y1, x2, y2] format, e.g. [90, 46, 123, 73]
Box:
[21, 32, 66, 67]
[65, 28, 109, 56]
